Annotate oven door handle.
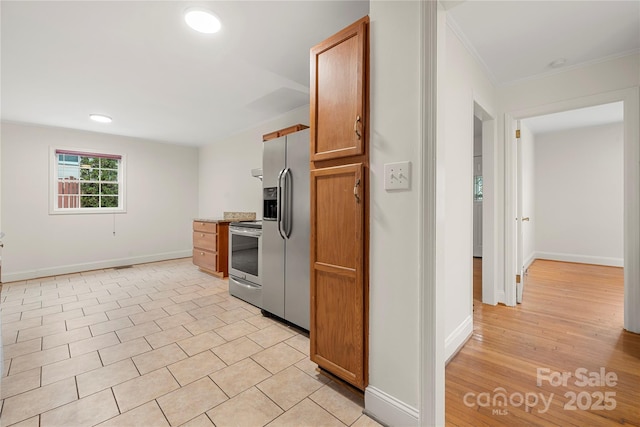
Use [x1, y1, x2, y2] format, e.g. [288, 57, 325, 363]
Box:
[229, 228, 261, 238]
[276, 168, 286, 240]
[230, 275, 261, 290]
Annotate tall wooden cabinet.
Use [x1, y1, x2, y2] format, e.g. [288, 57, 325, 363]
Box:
[310, 17, 368, 162]
[309, 16, 369, 390]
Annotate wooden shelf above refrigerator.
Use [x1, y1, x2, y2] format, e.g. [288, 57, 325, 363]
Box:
[263, 124, 309, 142]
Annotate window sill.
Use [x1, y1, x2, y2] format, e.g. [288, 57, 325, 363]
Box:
[49, 208, 127, 215]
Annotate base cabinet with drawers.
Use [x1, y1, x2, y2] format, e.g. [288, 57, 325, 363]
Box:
[192, 219, 229, 278]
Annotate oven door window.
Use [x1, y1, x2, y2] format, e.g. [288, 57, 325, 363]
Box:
[231, 233, 259, 277]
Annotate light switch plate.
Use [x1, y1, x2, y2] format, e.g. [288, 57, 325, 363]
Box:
[384, 161, 411, 190]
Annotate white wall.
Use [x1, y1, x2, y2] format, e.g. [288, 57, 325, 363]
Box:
[0, 122, 199, 282]
[533, 123, 623, 266]
[499, 55, 640, 114]
[442, 22, 495, 360]
[198, 106, 309, 219]
[521, 123, 536, 268]
[366, 2, 421, 424]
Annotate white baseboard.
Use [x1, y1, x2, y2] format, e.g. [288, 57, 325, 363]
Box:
[1, 250, 192, 283]
[524, 253, 536, 271]
[444, 314, 473, 362]
[535, 251, 623, 268]
[364, 386, 419, 427]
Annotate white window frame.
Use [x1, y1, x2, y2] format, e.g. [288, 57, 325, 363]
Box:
[49, 146, 127, 214]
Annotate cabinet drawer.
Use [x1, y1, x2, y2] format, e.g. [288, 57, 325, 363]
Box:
[193, 221, 218, 233]
[193, 231, 217, 251]
[193, 249, 217, 271]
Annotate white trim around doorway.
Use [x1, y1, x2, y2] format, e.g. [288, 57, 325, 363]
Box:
[419, 0, 445, 425]
[503, 87, 640, 333]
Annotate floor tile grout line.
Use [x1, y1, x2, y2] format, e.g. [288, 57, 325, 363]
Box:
[5, 353, 14, 376]
[204, 411, 216, 426]
[307, 397, 349, 426]
[254, 381, 289, 414]
[74, 375, 80, 404]
[96, 345, 107, 369]
[164, 361, 186, 387]
[109, 387, 123, 418]
[155, 398, 173, 427]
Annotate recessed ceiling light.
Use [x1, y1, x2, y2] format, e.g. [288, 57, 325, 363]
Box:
[184, 8, 221, 34]
[549, 58, 567, 69]
[89, 114, 112, 123]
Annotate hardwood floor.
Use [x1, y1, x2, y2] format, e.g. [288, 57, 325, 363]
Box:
[446, 259, 640, 426]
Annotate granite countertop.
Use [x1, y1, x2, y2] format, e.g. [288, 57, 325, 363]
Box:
[193, 218, 231, 223]
[195, 212, 257, 223]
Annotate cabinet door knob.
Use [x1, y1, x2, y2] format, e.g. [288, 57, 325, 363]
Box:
[354, 116, 361, 140]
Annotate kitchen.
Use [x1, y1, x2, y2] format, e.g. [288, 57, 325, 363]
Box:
[4, 1, 636, 425]
[0, 1, 418, 425]
[194, 128, 312, 335]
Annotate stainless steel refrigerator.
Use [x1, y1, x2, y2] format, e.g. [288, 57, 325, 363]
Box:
[261, 129, 310, 330]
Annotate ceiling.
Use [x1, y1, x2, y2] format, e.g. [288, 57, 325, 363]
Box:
[1, 1, 638, 146]
[1, 1, 369, 146]
[445, 0, 640, 86]
[447, 0, 638, 134]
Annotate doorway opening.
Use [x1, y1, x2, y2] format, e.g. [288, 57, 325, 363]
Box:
[512, 102, 624, 309]
[504, 89, 639, 336]
[473, 101, 496, 306]
[472, 115, 483, 304]
[448, 98, 636, 425]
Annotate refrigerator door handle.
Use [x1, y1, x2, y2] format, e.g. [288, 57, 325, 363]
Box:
[282, 168, 293, 239]
[276, 168, 286, 240]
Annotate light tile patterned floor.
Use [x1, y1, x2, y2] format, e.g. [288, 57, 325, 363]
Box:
[0, 259, 381, 427]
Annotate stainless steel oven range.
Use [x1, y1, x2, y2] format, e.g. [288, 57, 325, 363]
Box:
[228, 221, 262, 308]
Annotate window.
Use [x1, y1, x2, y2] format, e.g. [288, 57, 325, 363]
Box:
[51, 148, 126, 213]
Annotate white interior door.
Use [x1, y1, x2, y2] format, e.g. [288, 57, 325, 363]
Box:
[515, 120, 525, 303]
[504, 118, 525, 305]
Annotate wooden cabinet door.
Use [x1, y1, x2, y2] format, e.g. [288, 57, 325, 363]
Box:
[310, 16, 368, 162]
[310, 163, 365, 388]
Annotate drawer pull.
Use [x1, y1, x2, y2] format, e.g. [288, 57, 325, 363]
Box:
[200, 252, 204, 256]
[201, 233, 205, 237]
[201, 222, 206, 226]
